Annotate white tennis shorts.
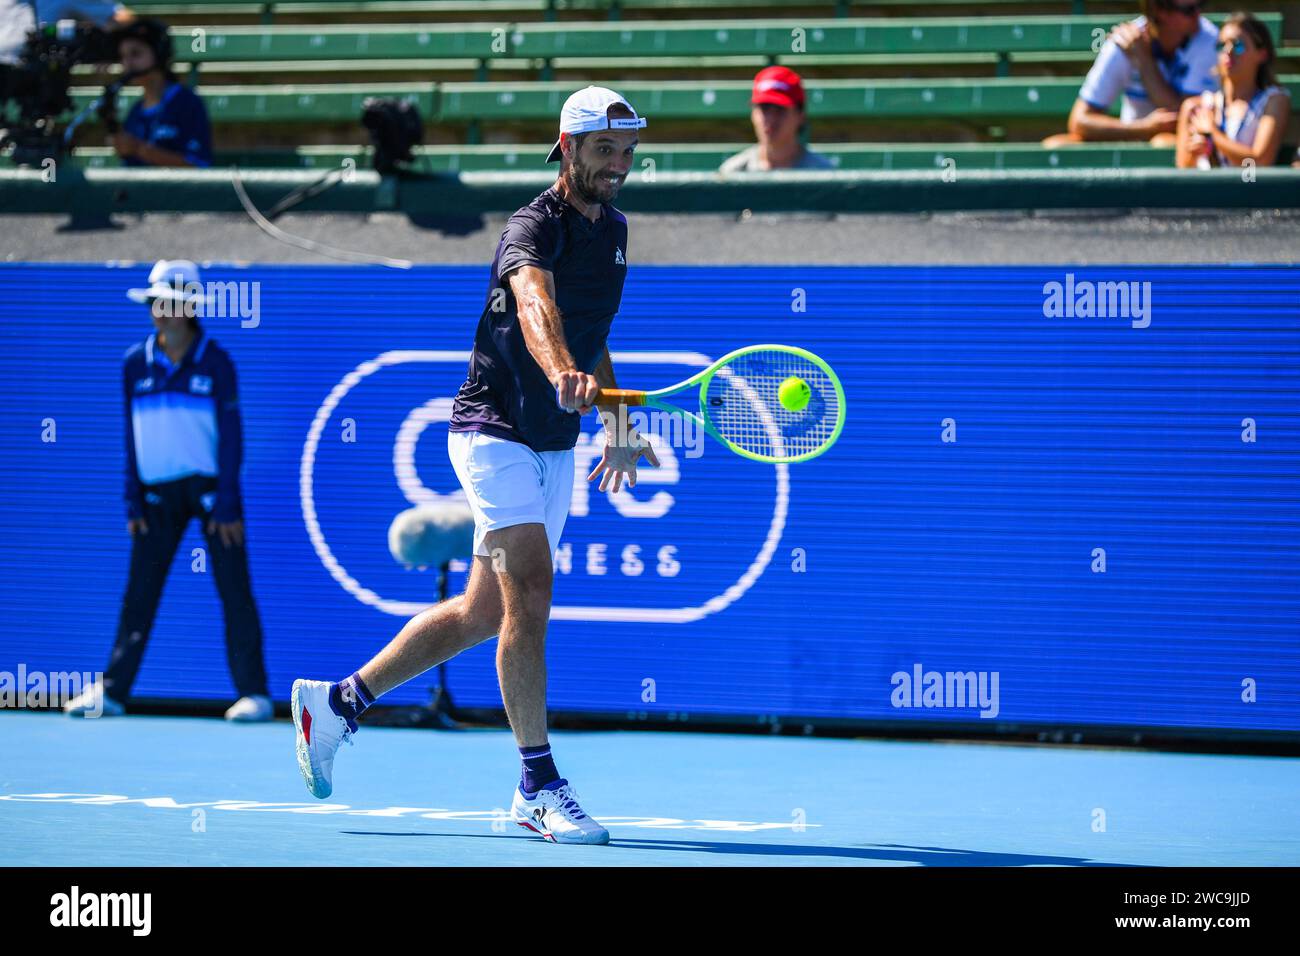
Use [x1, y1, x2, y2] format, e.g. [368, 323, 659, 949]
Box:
[446, 429, 574, 558]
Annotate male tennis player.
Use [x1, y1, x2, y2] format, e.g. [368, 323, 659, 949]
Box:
[292, 87, 656, 845]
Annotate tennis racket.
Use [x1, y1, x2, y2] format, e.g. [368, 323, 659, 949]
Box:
[593, 344, 845, 464]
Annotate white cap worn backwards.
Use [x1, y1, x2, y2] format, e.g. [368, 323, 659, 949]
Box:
[545, 86, 647, 164]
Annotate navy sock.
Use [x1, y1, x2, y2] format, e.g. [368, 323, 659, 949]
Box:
[329, 672, 375, 730]
[519, 743, 560, 794]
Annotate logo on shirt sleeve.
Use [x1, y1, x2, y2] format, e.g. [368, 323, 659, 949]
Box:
[614, 247, 626, 265]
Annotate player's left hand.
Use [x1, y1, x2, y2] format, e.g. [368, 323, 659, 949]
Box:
[587, 435, 660, 493]
[206, 519, 245, 549]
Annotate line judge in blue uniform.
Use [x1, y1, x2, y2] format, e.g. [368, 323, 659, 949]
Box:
[293, 87, 658, 845]
[64, 260, 270, 721]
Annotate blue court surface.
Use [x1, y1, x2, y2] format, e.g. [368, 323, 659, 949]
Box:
[2, 712, 1297, 867]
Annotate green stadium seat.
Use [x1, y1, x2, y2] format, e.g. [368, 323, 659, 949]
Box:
[160, 15, 1280, 64]
[174, 23, 503, 60]
[121, 1, 1125, 24]
[72, 75, 1300, 123]
[437, 77, 1083, 120]
[73, 45, 1299, 83]
[73, 83, 434, 121]
[69, 141, 1180, 170]
[121, 0, 553, 20]
[499, 15, 1280, 58]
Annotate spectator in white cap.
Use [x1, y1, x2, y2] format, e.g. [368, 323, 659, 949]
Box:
[64, 259, 272, 722]
[289, 86, 658, 845]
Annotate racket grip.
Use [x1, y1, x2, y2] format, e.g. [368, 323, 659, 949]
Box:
[593, 388, 646, 408]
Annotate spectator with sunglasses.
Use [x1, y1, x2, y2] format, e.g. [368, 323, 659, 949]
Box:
[1176, 12, 1290, 167]
[1043, 0, 1220, 147]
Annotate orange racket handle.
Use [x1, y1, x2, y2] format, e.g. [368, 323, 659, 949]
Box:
[594, 388, 647, 408]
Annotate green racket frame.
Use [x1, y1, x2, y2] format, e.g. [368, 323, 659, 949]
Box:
[595, 344, 847, 464]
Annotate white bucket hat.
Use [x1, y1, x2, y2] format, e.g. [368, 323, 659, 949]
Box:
[126, 259, 212, 308]
[545, 86, 646, 164]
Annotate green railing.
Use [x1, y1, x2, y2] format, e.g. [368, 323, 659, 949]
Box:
[3, 167, 1297, 215]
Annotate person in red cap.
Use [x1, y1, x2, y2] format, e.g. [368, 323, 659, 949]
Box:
[720, 66, 835, 172]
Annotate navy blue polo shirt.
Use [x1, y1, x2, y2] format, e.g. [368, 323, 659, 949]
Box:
[449, 185, 629, 452]
[121, 81, 213, 168]
[122, 325, 243, 521]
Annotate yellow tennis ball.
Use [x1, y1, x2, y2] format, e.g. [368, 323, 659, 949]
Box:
[778, 376, 811, 412]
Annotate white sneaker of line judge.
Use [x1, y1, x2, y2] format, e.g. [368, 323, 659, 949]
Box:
[225, 695, 273, 722]
[63, 682, 126, 718]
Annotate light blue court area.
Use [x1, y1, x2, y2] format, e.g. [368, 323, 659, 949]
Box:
[1, 712, 1296, 867]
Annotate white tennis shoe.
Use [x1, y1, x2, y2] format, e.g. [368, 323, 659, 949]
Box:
[62, 682, 125, 718]
[291, 678, 353, 799]
[225, 695, 273, 722]
[512, 780, 610, 845]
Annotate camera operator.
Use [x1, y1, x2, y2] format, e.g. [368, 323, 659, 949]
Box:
[0, 3, 36, 67]
[106, 17, 211, 168]
[2, 2, 133, 64]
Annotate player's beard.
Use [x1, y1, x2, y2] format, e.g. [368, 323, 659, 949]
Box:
[570, 154, 620, 206]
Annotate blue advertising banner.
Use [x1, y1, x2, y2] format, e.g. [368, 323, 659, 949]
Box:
[0, 263, 1296, 735]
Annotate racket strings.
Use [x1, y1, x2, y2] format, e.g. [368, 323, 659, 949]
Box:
[705, 351, 840, 461]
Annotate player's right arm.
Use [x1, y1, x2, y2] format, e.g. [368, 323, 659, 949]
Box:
[507, 264, 599, 412]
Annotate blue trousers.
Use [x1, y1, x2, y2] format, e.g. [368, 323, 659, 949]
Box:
[103, 474, 269, 703]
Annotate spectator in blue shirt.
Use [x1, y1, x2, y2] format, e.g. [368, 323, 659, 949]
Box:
[63, 260, 270, 721]
[108, 17, 212, 167]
